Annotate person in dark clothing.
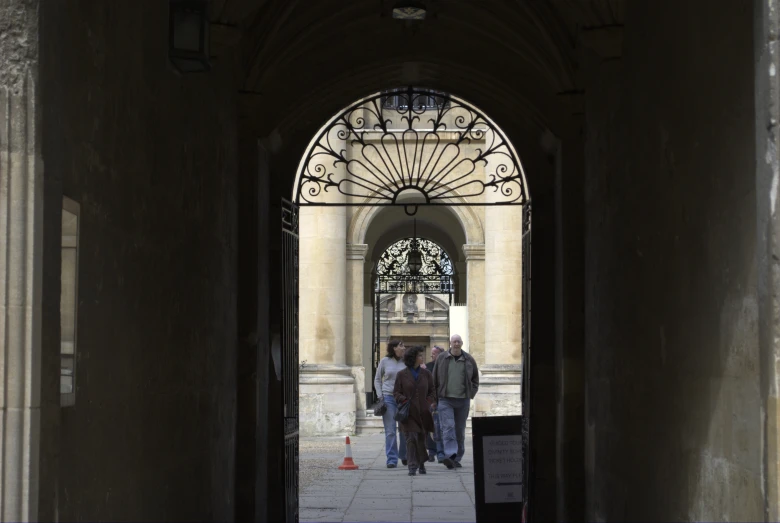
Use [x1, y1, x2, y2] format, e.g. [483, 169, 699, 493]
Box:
[393, 346, 436, 476]
[423, 345, 446, 462]
[423, 345, 444, 373]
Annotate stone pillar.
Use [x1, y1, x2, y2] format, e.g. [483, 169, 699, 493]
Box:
[299, 205, 347, 365]
[298, 175, 355, 435]
[346, 243, 368, 412]
[462, 244, 485, 364]
[479, 167, 525, 416]
[0, 23, 43, 521]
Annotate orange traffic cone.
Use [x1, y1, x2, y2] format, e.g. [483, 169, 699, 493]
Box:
[338, 436, 359, 470]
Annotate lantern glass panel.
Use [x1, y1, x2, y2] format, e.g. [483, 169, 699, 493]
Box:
[173, 9, 202, 52]
[408, 250, 422, 275]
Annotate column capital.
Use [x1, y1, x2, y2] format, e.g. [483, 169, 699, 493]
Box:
[462, 244, 485, 261]
[346, 243, 369, 260]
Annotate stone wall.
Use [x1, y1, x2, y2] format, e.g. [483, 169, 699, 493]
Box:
[39, 2, 239, 520]
[583, 0, 762, 519]
[756, 0, 780, 519]
[1, 0, 45, 520]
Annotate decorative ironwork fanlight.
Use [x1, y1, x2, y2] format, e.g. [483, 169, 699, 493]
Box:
[407, 219, 423, 276]
[294, 87, 529, 215]
[374, 234, 454, 296]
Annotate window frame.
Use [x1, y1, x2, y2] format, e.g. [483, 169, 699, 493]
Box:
[60, 196, 80, 407]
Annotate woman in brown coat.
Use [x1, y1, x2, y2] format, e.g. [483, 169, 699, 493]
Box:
[393, 346, 436, 476]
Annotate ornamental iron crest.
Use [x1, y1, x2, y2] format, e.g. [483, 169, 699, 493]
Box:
[295, 87, 529, 213]
[374, 237, 454, 296]
[376, 237, 453, 277]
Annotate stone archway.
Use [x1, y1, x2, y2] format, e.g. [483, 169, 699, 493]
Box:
[294, 88, 530, 440]
[356, 207, 469, 417]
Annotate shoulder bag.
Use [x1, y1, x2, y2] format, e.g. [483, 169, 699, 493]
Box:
[393, 371, 416, 423]
[373, 397, 387, 416]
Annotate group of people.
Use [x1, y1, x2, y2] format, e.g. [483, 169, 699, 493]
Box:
[373, 334, 479, 476]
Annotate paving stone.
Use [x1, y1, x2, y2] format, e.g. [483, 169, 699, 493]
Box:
[316, 474, 365, 484]
[412, 491, 474, 507]
[356, 481, 413, 491]
[301, 433, 475, 523]
[354, 488, 412, 499]
[411, 480, 466, 492]
[301, 486, 360, 497]
[342, 509, 411, 522]
[412, 506, 477, 522]
[299, 508, 345, 522]
[350, 496, 416, 510]
[299, 496, 354, 510]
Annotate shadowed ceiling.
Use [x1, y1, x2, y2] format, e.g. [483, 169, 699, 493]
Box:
[208, 0, 623, 191]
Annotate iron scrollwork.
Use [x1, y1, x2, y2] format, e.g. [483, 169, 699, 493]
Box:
[376, 237, 453, 276]
[295, 87, 529, 210]
[374, 237, 454, 295]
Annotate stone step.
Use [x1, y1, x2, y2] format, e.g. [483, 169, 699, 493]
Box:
[365, 409, 474, 424]
[357, 413, 472, 435]
[355, 416, 385, 434]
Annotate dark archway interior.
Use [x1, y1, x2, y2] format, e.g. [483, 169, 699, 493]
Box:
[29, 0, 776, 522]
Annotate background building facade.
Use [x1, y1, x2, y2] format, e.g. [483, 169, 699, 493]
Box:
[297, 92, 526, 435]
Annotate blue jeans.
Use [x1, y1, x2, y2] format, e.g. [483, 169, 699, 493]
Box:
[438, 397, 470, 462]
[426, 407, 446, 460]
[382, 394, 407, 465]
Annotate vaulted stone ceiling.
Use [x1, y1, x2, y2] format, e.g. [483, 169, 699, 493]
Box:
[209, 0, 623, 148]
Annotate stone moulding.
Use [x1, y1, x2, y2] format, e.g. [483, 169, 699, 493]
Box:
[462, 243, 485, 261]
[480, 363, 522, 383]
[346, 243, 369, 261]
[299, 364, 356, 384]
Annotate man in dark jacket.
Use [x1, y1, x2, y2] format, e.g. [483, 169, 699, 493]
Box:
[423, 346, 445, 462]
[423, 345, 443, 374]
[432, 334, 479, 469]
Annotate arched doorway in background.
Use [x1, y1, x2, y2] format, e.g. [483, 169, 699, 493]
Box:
[282, 87, 532, 522]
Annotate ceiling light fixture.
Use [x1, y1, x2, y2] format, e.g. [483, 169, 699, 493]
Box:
[392, 1, 427, 20]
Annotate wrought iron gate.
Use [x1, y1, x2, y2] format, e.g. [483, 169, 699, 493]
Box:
[520, 204, 532, 519]
[370, 235, 455, 402]
[281, 198, 299, 523]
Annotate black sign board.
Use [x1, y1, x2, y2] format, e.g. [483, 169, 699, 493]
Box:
[472, 415, 524, 523]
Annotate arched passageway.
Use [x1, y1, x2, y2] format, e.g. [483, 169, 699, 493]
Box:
[292, 86, 529, 432]
[290, 87, 531, 522]
[1, 1, 778, 522]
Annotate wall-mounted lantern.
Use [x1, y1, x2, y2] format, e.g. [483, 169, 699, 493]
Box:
[408, 248, 423, 276]
[407, 219, 423, 276]
[169, 0, 211, 73]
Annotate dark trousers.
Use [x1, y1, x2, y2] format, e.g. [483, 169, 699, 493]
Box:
[405, 431, 428, 471]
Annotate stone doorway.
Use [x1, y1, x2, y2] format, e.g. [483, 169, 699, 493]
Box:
[291, 87, 531, 520]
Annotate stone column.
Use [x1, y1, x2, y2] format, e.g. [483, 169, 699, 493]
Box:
[346, 243, 368, 412]
[462, 244, 485, 364]
[298, 149, 356, 434]
[479, 149, 525, 416]
[0, 27, 43, 522]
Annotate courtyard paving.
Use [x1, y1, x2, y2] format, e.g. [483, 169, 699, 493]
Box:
[300, 433, 476, 523]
